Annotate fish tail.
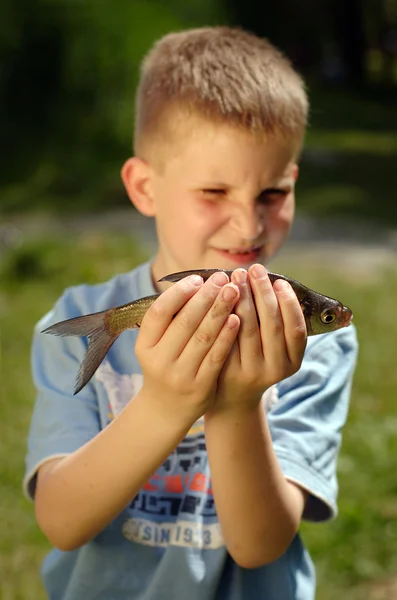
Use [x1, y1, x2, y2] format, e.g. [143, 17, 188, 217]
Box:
[42, 311, 118, 395]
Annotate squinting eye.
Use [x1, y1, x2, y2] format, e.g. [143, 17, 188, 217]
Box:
[258, 189, 288, 204]
[320, 310, 336, 324]
[202, 189, 226, 196]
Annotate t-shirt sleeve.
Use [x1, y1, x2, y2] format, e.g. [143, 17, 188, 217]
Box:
[23, 289, 101, 501]
[268, 325, 358, 522]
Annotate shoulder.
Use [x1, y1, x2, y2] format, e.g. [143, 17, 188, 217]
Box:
[305, 322, 358, 357]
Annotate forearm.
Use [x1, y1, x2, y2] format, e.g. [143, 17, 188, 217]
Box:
[204, 404, 307, 568]
[35, 390, 193, 551]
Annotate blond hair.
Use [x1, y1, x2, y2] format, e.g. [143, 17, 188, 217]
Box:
[134, 26, 308, 160]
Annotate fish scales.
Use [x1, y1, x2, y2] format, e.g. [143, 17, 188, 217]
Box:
[107, 295, 160, 334]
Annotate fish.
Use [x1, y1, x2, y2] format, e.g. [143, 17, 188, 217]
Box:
[42, 268, 353, 395]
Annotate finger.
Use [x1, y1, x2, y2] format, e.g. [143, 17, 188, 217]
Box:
[178, 282, 240, 374]
[231, 269, 262, 364]
[140, 274, 203, 347]
[160, 271, 231, 360]
[248, 264, 287, 362]
[199, 313, 240, 378]
[218, 337, 240, 380]
[273, 278, 307, 365]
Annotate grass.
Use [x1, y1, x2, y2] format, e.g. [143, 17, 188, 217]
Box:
[1, 233, 397, 598]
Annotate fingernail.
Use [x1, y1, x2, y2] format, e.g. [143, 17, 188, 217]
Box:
[234, 269, 247, 284]
[251, 264, 266, 279]
[227, 314, 239, 329]
[212, 271, 228, 287]
[275, 279, 290, 292]
[223, 284, 238, 301]
[188, 274, 203, 286]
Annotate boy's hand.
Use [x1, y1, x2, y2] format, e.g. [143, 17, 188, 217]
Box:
[213, 264, 307, 413]
[135, 272, 240, 425]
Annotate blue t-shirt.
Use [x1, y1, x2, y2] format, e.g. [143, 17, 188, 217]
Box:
[24, 260, 358, 600]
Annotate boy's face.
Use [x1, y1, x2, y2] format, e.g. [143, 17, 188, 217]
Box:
[129, 120, 299, 284]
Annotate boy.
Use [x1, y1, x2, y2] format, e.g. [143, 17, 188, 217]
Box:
[24, 27, 357, 600]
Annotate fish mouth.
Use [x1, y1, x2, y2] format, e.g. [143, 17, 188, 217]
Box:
[341, 306, 353, 328]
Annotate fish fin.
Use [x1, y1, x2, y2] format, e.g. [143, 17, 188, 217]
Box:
[42, 311, 108, 337]
[73, 327, 118, 395]
[159, 269, 231, 284]
[42, 311, 118, 395]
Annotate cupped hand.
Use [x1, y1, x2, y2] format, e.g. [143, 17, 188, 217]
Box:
[214, 263, 307, 413]
[135, 272, 241, 425]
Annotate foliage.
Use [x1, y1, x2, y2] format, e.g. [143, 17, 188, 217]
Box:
[0, 0, 225, 205]
[1, 1, 397, 221]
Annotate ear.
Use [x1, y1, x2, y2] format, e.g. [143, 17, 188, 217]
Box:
[121, 157, 155, 217]
[292, 164, 299, 182]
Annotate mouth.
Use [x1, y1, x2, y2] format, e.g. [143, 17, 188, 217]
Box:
[215, 245, 264, 264]
[341, 306, 353, 328]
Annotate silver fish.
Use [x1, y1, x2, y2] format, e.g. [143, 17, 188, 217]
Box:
[42, 269, 353, 395]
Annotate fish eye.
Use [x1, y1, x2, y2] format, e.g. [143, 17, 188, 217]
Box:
[320, 310, 336, 324]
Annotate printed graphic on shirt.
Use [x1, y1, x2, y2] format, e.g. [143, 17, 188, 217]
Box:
[123, 420, 223, 549]
[122, 518, 223, 549]
[96, 360, 279, 549]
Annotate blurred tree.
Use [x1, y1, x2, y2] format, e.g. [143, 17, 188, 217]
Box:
[224, 0, 397, 87]
[0, 0, 65, 180]
[378, 0, 397, 84]
[328, 0, 366, 87]
[1, 0, 396, 213]
[223, 0, 326, 72]
[0, 0, 224, 211]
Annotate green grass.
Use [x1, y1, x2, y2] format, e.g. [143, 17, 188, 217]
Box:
[1, 234, 397, 599]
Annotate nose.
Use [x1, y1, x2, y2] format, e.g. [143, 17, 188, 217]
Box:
[230, 204, 264, 240]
